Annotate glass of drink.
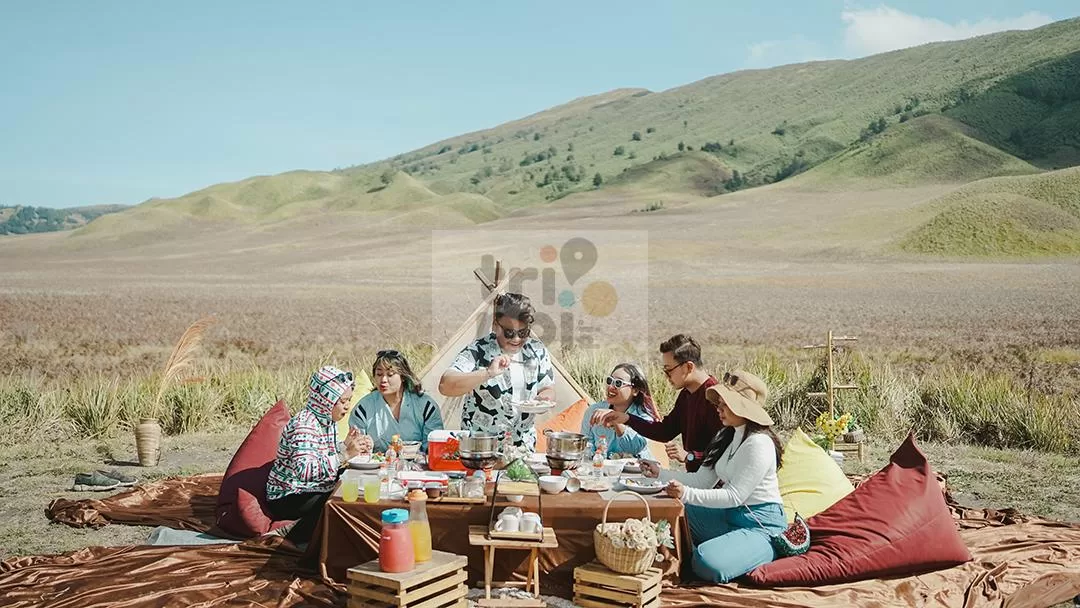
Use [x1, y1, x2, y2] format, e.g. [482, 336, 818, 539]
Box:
[341, 477, 359, 503]
[363, 475, 381, 503]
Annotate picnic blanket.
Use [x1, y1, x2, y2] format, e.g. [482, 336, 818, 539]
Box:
[14, 474, 1080, 607]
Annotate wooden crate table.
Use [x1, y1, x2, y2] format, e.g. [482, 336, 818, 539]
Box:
[834, 439, 865, 463]
[468, 524, 558, 607]
[346, 550, 468, 608]
[573, 561, 662, 608]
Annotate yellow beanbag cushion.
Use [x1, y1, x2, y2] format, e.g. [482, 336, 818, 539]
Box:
[336, 370, 374, 442]
[777, 428, 854, 523]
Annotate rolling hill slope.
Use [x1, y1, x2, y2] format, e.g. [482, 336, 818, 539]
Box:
[67, 17, 1080, 246]
[798, 114, 1041, 187]
[896, 167, 1080, 256]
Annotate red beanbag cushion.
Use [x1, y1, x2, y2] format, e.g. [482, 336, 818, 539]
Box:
[215, 400, 293, 538]
[747, 433, 971, 586]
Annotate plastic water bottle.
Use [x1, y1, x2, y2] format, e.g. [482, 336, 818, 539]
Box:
[592, 436, 606, 476]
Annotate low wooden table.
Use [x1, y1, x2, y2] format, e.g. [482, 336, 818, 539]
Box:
[468, 524, 558, 606]
[346, 550, 468, 608]
[310, 483, 686, 594]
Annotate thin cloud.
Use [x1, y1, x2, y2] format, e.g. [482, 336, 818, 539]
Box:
[745, 35, 828, 69]
[841, 5, 1053, 56]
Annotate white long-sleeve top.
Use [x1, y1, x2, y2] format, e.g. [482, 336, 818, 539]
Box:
[659, 425, 782, 509]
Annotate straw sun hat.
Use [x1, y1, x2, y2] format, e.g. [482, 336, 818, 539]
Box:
[705, 370, 774, 426]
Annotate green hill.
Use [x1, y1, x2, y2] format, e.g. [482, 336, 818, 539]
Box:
[896, 167, 1080, 256]
[70, 17, 1080, 240]
[606, 151, 733, 196]
[0, 204, 127, 236]
[943, 50, 1080, 168]
[799, 114, 1041, 187]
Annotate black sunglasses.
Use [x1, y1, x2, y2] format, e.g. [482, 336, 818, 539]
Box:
[495, 321, 530, 340]
[722, 372, 740, 387]
[376, 349, 402, 358]
[318, 370, 353, 386]
[662, 361, 688, 376]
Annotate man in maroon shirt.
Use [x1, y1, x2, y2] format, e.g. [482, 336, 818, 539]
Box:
[592, 334, 722, 472]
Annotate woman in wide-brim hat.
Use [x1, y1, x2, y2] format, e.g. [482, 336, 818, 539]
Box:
[640, 369, 788, 582]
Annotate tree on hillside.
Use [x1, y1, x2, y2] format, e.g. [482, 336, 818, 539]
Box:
[646, 127, 655, 134]
[380, 169, 395, 185]
[613, 146, 625, 156]
[678, 141, 685, 152]
[631, 131, 642, 141]
[534, 132, 541, 141]
[593, 172, 603, 187]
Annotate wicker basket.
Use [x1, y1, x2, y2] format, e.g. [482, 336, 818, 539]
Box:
[593, 490, 657, 574]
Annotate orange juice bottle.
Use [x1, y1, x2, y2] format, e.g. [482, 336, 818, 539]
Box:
[407, 490, 432, 562]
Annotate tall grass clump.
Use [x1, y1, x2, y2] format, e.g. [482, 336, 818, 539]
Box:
[64, 375, 124, 438]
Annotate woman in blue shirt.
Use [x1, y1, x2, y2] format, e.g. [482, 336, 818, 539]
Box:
[581, 363, 660, 459]
[349, 350, 444, 453]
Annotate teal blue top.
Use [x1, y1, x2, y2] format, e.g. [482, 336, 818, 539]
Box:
[580, 400, 655, 459]
[348, 390, 444, 452]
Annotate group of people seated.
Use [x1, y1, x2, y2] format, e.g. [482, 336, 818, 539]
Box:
[266, 292, 787, 582]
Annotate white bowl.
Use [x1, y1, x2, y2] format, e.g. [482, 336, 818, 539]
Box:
[602, 460, 625, 477]
[538, 475, 568, 494]
[507, 494, 525, 503]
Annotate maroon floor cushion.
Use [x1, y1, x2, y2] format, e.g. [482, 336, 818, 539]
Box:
[215, 400, 293, 538]
[748, 433, 971, 586]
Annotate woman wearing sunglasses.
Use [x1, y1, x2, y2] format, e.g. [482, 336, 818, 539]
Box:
[439, 292, 556, 450]
[580, 364, 660, 459]
[266, 365, 365, 543]
[349, 350, 444, 453]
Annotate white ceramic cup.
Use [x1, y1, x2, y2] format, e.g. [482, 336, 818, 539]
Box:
[495, 512, 521, 532]
[501, 506, 523, 518]
[520, 512, 542, 533]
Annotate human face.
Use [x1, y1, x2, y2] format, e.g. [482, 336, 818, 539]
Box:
[714, 397, 748, 428]
[660, 352, 689, 389]
[604, 368, 637, 409]
[331, 386, 354, 422]
[494, 317, 530, 353]
[374, 364, 403, 397]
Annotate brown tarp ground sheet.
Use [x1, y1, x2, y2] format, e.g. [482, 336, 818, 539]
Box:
[8, 474, 1079, 607]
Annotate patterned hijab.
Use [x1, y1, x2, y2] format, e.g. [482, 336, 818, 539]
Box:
[306, 365, 355, 429]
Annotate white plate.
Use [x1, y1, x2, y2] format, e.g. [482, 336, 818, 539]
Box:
[513, 400, 556, 414]
[347, 455, 384, 470]
[619, 477, 665, 495]
[578, 477, 614, 492]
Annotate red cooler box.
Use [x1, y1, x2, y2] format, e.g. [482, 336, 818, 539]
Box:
[428, 430, 466, 472]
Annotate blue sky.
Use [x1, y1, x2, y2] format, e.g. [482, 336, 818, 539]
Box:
[2, 1, 1077, 208]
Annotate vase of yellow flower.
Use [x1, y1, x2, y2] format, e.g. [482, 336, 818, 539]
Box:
[815, 412, 852, 452]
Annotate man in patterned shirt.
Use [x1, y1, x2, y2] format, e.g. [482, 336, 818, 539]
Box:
[439, 292, 556, 450]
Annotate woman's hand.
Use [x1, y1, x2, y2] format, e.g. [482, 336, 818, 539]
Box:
[344, 428, 373, 459]
[639, 459, 661, 478]
[665, 479, 685, 501]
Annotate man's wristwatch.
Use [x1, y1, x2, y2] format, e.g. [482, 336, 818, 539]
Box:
[685, 451, 696, 464]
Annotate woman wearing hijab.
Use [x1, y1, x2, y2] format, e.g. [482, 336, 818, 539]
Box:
[266, 365, 363, 543]
[640, 369, 787, 583]
[350, 349, 444, 453]
[580, 363, 660, 459]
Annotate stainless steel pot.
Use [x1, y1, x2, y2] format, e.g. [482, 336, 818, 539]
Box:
[458, 432, 500, 454]
[543, 430, 588, 455]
